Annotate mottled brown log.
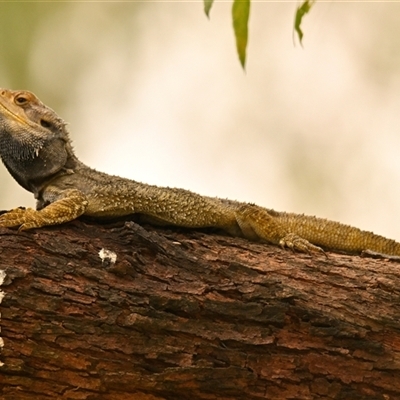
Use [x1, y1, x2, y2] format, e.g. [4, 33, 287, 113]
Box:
[0, 218, 400, 400]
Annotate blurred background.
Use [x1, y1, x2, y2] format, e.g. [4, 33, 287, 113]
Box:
[1, 2, 400, 239]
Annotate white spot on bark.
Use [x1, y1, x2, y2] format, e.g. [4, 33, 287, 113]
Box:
[0, 270, 5, 286]
[99, 248, 117, 265]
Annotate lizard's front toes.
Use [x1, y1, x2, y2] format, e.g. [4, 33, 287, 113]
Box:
[0, 207, 30, 228]
[280, 233, 325, 255]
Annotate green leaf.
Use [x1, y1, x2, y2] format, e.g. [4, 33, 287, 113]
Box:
[232, 0, 250, 69]
[294, 0, 315, 46]
[204, 0, 214, 18]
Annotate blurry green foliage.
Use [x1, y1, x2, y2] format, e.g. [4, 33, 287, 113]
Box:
[232, 0, 250, 69]
[0, 3, 142, 110]
[0, 3, 58, 89]
[294, 0, 315, 46]
[204, 0, 214, 18]
[204, 0, 315, 67]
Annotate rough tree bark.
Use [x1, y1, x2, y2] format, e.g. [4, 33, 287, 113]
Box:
[0, 217, 400, 400]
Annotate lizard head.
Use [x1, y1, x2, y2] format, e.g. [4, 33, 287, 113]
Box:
[0, 88, 73, 192]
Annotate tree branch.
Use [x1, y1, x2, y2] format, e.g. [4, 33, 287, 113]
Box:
[1, 219, 399, 399]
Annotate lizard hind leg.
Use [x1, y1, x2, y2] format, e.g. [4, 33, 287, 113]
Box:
[229, 212, 259, 241]
[234, 204, 283, 243]
[234, 204, 324, 254]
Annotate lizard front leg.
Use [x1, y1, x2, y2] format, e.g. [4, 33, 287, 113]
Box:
[0, 189, 88, 230]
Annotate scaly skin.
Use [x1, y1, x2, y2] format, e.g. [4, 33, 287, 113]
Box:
[0, 88, 399, 256]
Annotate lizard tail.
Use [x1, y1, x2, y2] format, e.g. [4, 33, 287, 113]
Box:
[280, 213, 400, 256]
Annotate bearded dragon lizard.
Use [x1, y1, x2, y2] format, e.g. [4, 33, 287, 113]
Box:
[0, 88, 399, 256]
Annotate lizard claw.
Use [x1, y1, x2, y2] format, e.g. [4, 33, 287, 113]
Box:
[280, 233, 326, 255]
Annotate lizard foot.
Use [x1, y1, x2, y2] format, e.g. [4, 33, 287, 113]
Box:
[279, 233, 325, 255]
[0, 207, 41, 230]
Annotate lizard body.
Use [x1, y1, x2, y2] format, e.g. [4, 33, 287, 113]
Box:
[0, 88, 399, 256]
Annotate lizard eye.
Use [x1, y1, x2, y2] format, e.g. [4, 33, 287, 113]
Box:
[15, 95, 28, 105]
[40, 119, 52, 128]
